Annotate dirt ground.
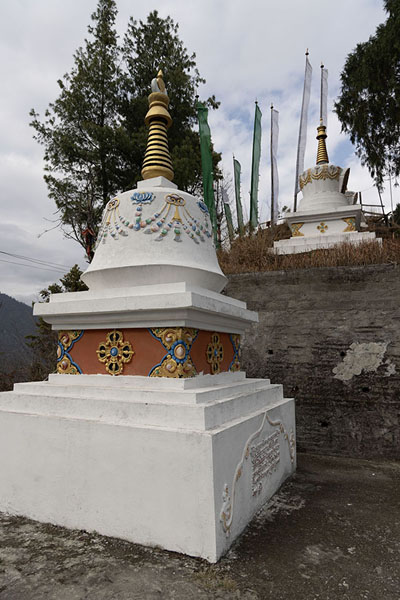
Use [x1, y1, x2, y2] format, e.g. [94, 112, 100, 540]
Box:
[0, 453, 399, 600]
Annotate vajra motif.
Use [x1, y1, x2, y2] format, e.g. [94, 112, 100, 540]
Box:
[206, 332, 224, 375]
[317, 221, 328, 234]
[57, 330, 83, 374]
[96, 330, 134, 376]
[149, 328, 198, 378]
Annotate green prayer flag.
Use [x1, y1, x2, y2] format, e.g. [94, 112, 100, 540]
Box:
[224, 203, 235, 242]
[233, 158, 245, 236]
[250, 102, 262, 229]
[196, 102, 217, 243]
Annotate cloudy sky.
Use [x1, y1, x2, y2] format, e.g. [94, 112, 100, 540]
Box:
[0, 0, 390, 304]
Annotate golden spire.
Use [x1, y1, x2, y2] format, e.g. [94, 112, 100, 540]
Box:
[316, 119, 329, 165]
[141, 70, 174, 181]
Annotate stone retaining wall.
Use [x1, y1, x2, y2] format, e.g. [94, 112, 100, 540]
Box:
[226, 264, 400, 458]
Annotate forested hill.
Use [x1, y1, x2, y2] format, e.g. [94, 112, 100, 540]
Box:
[0, 293, 37, 370]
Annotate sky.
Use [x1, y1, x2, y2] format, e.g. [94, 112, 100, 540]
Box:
[0, 0, 391, 304]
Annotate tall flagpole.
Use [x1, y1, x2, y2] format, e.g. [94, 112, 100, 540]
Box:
[293, 49, 312, 212]
[270, 104, 274, 225]
[320, 62, 324, 123]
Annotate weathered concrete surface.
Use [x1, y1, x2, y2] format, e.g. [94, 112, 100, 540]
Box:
[226, 264, 400, 458]
[0, 453, 399, 599]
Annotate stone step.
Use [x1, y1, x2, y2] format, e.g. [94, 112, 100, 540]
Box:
[0, 383, 283, 431]
[13, 377, 271, 406]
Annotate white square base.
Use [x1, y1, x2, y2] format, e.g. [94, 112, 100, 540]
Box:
[0, 373, 295, 562]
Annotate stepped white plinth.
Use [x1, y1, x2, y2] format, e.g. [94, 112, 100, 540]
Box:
[0, 78, 296, 560]
[0, 372, 295, 562]
[274, 150, 379, 255]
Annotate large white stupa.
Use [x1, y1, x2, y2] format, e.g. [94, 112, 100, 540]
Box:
[274, 122, 378, 254]
[0, 71, 295, 561]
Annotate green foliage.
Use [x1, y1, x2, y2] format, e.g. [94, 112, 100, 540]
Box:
[393, 202, 400, 225]
[26, 265, 88, 380]
[334, 1, 400, 188]
[30, 2, 220, 251]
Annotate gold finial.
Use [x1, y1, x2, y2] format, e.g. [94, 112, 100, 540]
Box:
[141, 70, 174, 181]
[316, 119, 329, 165]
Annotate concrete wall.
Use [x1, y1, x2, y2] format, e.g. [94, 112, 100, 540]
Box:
[226, 264, 400, 459]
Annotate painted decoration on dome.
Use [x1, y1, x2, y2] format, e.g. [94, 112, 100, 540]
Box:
[132, 193, 212, 244]
[131, 192, 154, 205]
[197, 199, 209, 214]
[96, 330, 134, 376]
[95, 197, 132, 247]
[57, 330, 83, 374]
[148, 327, 198, 378]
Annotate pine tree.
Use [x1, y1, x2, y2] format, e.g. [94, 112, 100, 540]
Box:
[334, 1, 400, 188]
[30, 3, 220, 254]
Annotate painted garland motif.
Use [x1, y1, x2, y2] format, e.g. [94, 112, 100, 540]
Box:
[149, 328, 198, 378]
[57, 330, 83, 374]
[206, 332, 224, 374]
[228, 334, 241, 372]
[96, 197, 133, 247]
[133, 194, 212, 244]
[96, 330, 134, 376]
[96, 192, 211, 247]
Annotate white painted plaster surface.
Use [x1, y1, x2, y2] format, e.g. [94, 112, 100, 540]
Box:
[274, 163, 378, 254]
[274, 231, 379, 255]
[34, 282, 258, 332]
[333, 342, 396, 382]
[82, 179, 226, 293]
[0, 376, 295, 562]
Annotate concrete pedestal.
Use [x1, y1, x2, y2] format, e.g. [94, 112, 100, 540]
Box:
[0, 372, 295, 562]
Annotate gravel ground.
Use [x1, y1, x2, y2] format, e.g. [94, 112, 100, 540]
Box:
[0, 453, 399, 599]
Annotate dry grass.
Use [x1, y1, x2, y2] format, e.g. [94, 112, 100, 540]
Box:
[218, 232, 400, 274]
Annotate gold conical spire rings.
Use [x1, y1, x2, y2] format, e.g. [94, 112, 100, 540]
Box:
[316, 120, 329, 165]
[141, 70, 174, 181]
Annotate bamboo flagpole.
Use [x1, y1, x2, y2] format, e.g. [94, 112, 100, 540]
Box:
[293, 50, 312, 212]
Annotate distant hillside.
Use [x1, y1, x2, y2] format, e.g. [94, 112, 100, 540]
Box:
[0, 293, 37, 371]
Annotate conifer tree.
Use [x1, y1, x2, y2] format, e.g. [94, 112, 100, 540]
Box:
[30, 3, 220, 254]
[335, 0, 400, 188]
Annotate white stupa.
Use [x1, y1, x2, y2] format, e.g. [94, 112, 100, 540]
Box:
[0, 71, 295, 562]
[274, 122, 378, 254]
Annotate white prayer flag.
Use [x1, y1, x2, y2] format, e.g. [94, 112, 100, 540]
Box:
[294, 54, 312, 199]
[320, 67, 328, 127]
